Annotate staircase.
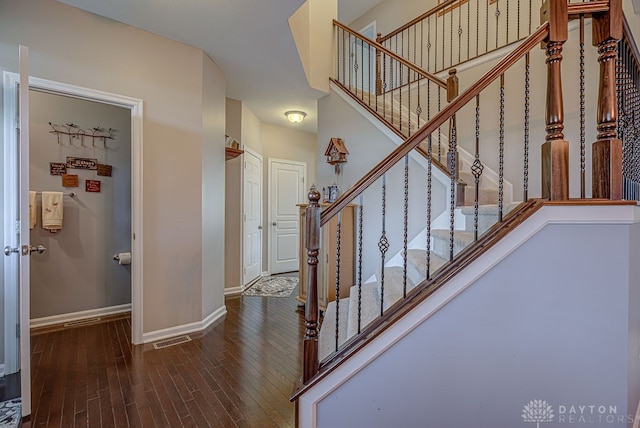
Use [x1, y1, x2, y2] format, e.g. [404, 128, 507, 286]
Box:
[293, 0, 637, 424]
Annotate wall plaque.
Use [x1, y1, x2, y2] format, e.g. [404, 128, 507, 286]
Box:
[85, 179, 101, 193]
[62, 174, 79, 187]
[49, 162, 67, 176]
[97, 164, 113, 177]
[66, 156, 98, 170]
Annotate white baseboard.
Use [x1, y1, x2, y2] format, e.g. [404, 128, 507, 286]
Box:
[141, 305, 227, 344]
[30, 304, 132, 329]
[261, 270, 270, 277]
[224, 286, 244, 296]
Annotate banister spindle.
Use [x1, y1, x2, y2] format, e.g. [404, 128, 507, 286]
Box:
[592, 0, 623, 200]
[540, 0, 569, 200]
[303, 186, 321, 384]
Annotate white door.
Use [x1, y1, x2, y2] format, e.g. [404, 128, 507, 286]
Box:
[269, 159, 306, 274]
[2, 45, 33, 417]
[243, 148, 262, 285]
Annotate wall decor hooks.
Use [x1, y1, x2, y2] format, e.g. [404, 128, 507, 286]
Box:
[49, 122, 116, 147]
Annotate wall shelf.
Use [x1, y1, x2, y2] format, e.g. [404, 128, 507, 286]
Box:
[225, 147, 244, 161]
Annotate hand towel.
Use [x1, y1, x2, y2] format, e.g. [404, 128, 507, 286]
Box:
[42, 191, 63, 232]
[29, 191, 37, 229]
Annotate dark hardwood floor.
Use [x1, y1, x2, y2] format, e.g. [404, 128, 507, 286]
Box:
[25, 287, 305, 427]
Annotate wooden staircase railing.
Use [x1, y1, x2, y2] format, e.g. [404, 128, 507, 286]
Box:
[296, 0, 624, 390]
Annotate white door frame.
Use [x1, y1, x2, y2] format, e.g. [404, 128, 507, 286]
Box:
[2, 74, 145, 359]
[267, 158, 307, 275]
[241, 146, 263, 286]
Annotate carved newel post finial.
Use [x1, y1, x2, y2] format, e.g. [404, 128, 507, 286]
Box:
[303, 185, 321, 383]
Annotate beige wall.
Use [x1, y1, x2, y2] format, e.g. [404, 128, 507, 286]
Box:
[224, 99, 243, 290]
[262, 123, 317, 272]
[241, 104, 263, 153]
[0, 0, 226, 335]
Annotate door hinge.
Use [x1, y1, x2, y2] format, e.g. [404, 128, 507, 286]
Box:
[15, 220, 20, 233]
[16, 324, 20, 338]
[15, 115, 19, 129]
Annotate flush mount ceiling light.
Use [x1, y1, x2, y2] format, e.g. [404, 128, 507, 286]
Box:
[285, 110, 307, 124]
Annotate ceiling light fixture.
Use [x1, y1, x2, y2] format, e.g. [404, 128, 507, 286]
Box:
[285, 110, 307, 124]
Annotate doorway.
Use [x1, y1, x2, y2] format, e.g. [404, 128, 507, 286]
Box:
[243, 147, 262, 286]
[2, 71, 143, 416]
[268, 159, 306, 274]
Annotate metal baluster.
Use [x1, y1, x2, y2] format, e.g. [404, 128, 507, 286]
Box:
[498, 73, 505, 222]
[473, 95, 484, 241]
[336, 27, 340, 83]
[495, 0, 501, 50]
[357, 194, 363, 334]
[517, 0, 521, 40]
[528, 0, 532, 40]
[438, 90, 442, 162]
[428, 17, 432, 74]
[442, 7, 446, 71]
[506, 0, 510, 43]
[361, 35, 364, 100]
[467, 0, 471, 62]
[342, 29, 346, 87]
[403, 154, 409, 298]
[450, 4, 454, 68]
[449, 115, 457, 261]
[435, 11, 439, 74]
[426, 134, 433, 280]
[349, 33, 353, 91]
[579, 16, 586, 198]
[378, 174, 389, 317]
[524, 53, 530, 201]
[335, 210, 341, 352]
[485, 0, 489, 53]
[458, 3, 463, 65]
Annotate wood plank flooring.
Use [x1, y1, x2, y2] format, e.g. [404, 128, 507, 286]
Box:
[24, 290, 305, 427]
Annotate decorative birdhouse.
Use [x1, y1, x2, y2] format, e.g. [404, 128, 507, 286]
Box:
[325, 138, 349, 165]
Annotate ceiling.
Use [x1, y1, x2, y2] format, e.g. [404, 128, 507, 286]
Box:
[56, 0, 385, 134]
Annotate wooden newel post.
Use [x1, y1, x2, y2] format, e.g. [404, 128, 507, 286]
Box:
[375, 33, 383, 95]
[540, 0, 569, 200]
[446, 69, 465, 205]
[592, 0, 623, 199]
[303, 185, 321, 384]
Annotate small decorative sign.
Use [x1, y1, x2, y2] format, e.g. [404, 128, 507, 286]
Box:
[66, 156, 98, 170]
[62, 174, 79, 187]
[49, 162, 67, 176]
[97, 164, 113, 177]
[85, 179, 101, 193]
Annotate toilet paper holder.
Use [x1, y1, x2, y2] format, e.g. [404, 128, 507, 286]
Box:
[113, 252, 132, 265]
[113, 254, 121, 261]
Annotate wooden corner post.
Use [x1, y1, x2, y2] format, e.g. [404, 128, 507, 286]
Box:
[303, 186, 321, 383]
[540, 0, 569, 200]
[592, 0, 623, 199]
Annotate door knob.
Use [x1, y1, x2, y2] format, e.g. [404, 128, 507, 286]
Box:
[3, 246, 19, 256]
[272, 222, 277, 226]
[258, 225, 263, 230]
[29, 244, 46, 255]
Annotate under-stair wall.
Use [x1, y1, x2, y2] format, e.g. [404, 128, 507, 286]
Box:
[299, 205, 640, 427]
[317, 87, 448, 281]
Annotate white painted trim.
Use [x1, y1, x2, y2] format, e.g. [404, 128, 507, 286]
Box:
[2, 73, 145, 352]
[30, 304, 132, 329]
[0, 364, 4, 377]
[261, 270, 270, 277]
[141, 306, 227, 344]
[267, 157, 307, 275]
[297, 205, 640, 426]
[224, 286, 244, 296]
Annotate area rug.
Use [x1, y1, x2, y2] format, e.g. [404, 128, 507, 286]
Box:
[0, 398, 20, 428]
[243, 276, 298, 298]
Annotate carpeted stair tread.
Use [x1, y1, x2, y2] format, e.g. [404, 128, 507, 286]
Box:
[375, 266, 415, 311]
[318, 298, 351, 362]
[346, 282, 381, 339]
[460, 202, 521, 215]
[459, 202, 521, 234]
[405, 249, 448, 282]
[431, 229, 474, 259]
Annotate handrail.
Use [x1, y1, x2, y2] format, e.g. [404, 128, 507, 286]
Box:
[379, 0, 461, 42]
[333, 20, 447, 88]
[567, 1, 609, 16]
[321, 22, 550, 226]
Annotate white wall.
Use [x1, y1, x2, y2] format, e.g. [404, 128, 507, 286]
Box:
[314, 217, 640, 427]
[29, 90, 131, 319]
[0, 0, 226, 336]
[317, 88, 446, 280]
